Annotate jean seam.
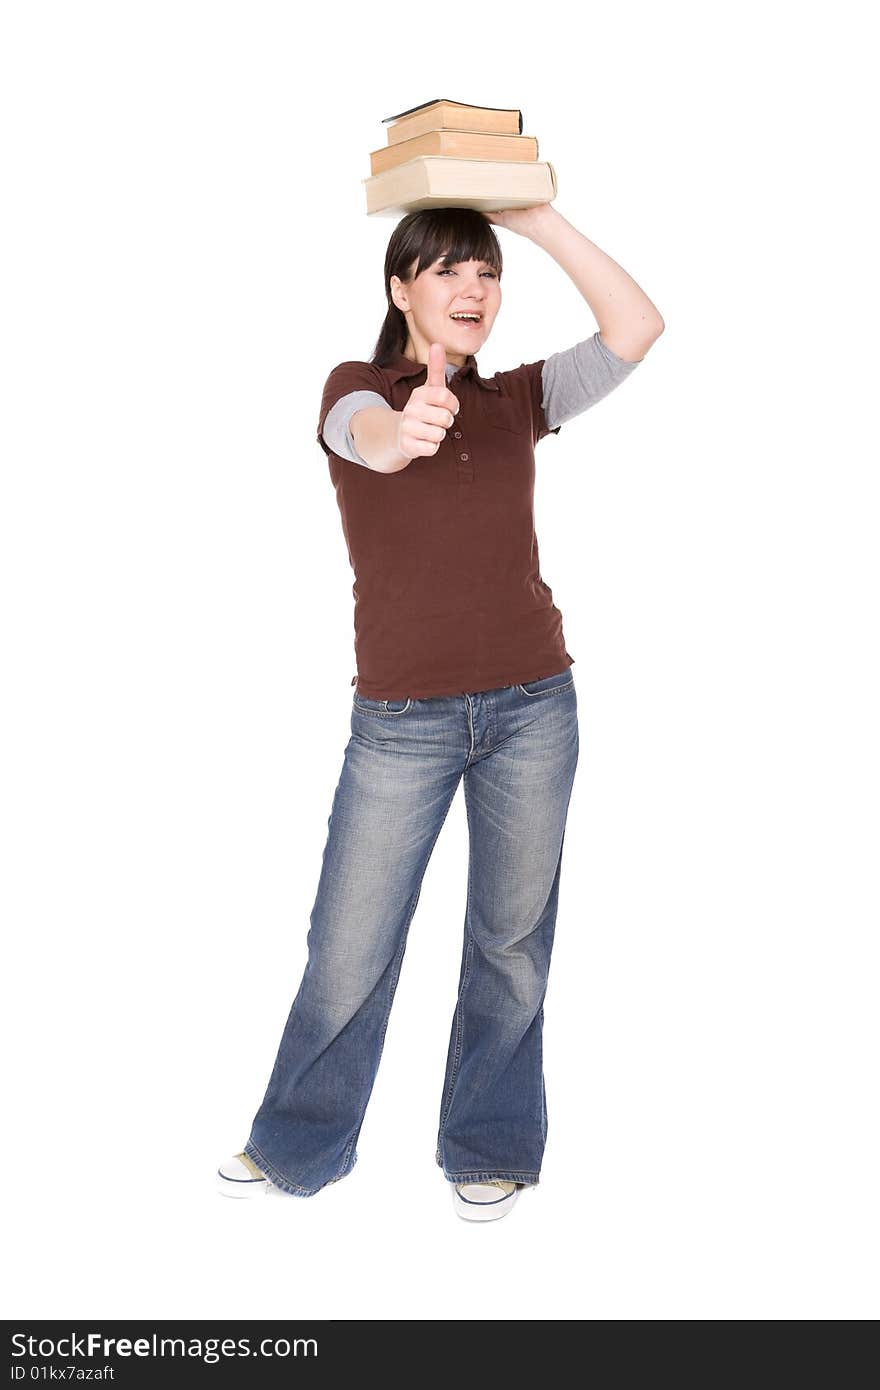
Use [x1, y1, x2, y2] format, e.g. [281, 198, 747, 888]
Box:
[516, 679, 574, 699]
[435, 779, 478, 1165]
[242, 1139, 320, 1197]
[351, 698, 413, 717]
[437, 932, 473, 1146]
[447, 1170, 541, 1181]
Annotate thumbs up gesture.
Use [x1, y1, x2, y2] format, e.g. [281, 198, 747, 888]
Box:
[397, 342, 461, 461]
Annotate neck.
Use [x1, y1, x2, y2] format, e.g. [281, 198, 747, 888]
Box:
[403, 335, 467, 369]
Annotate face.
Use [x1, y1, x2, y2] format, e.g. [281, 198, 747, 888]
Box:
[390, 255, 501, 367]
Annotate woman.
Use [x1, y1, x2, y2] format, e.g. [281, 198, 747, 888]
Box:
[218, 205, 664, 1221]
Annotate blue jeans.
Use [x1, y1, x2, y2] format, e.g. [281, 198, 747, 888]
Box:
[245, 666, 579, 1196]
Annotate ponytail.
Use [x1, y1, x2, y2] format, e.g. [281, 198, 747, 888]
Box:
[371, 301, 408, 368]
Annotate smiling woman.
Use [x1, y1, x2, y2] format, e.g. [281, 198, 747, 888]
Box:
[374, 208, 504, 368]
[389, 254, 501, 366]
[221, 203, 663, 1223]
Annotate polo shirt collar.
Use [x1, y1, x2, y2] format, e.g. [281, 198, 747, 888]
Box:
[381, 349, 500, 392]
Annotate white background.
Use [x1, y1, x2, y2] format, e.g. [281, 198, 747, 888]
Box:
[3, 0, 877, 1321]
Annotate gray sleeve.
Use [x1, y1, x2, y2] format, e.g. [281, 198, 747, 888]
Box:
[541, 331, 643, 432]
[323, 390, 392, 466]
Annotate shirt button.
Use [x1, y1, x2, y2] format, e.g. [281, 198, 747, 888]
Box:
[453, 431, 462, 439]
[460, 453, 469, 461]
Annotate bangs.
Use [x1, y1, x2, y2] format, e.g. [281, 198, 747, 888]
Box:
[410, 210, 503, 279]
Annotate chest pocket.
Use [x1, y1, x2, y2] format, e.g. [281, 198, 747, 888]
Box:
[482, 393, 526, 434]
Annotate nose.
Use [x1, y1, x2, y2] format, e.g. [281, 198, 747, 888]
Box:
[459, 284, 487, 306]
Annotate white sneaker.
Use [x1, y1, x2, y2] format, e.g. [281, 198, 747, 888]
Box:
[451, 1179, 523, 1222]
[217, 1151, 284, 1198]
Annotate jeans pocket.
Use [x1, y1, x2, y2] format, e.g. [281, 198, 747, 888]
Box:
[515, 667, 575, 698]
[352, 690, 413, 716]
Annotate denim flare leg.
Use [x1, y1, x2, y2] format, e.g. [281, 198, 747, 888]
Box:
[245, 666, 579, 1197]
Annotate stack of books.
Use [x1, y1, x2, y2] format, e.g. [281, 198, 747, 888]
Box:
[362, 98, 558, 217]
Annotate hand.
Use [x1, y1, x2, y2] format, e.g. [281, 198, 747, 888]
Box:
[482, 203, 557, 240]
[397, 342, 460, 460]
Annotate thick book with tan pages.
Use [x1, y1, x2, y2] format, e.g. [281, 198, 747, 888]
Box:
[363, 156, 557, 217]
[370, 130, 539, 176]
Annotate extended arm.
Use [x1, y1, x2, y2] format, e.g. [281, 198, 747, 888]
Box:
[323, 392, 409, 473]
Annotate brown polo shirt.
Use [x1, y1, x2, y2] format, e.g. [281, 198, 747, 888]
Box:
[316, 348, 572, 700]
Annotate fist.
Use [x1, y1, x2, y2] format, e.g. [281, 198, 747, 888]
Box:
[397, 342, 460, 460]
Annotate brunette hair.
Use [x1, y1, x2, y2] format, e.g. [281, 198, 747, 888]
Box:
[371, 208, 502, 366]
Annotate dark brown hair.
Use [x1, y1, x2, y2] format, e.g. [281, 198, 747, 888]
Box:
[371, 208, 503, 366]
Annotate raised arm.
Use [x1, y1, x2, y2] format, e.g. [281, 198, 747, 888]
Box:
[485, 204, 665, 363]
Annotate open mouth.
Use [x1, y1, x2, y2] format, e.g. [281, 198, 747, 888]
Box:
[449, 313, 483, 329]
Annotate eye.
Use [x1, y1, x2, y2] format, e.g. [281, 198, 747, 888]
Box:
[437, 269, 498, 278]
